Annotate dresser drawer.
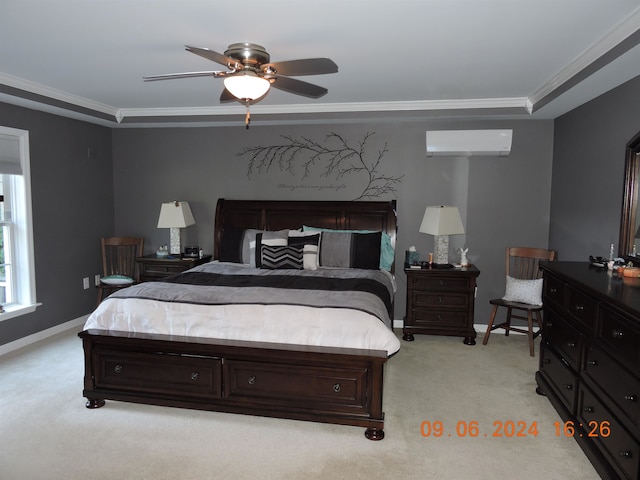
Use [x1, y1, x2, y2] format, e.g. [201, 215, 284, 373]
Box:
[95, 349, 222, 400]
[540, 344, 578, 413]
[566, 287, 598, 333]
[224, 360, 369, 413]
[579, 384, 640, 480]
[597, 307, 640, 371]
[411, 292, 469, 309]
[543, 274, 566, 311]
[584, 344, 640, 432]
[408, 274, 471, 292]
[544, 310, 582, 370]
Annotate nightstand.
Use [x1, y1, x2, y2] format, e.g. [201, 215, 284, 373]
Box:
[136, 254, 212, 282]
[403, 265, 480, 345]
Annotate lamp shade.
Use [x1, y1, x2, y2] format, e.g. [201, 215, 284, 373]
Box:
[157, 201, 195, 228]
[224, 72, 270, 100]
[419, 206, 465, 236]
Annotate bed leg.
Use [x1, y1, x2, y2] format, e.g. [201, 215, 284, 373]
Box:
[85, 398, 106, 409]
[365, 427, 384, 441]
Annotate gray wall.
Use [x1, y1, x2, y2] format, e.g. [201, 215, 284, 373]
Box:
[0, 103, 114, 346]
[112, 119, 554, 323]
[550, 75, 640, 260]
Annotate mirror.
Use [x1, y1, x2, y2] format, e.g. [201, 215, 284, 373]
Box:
[619, 131, 640, 260]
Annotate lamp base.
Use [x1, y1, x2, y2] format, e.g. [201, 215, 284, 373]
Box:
[433, 235, 450, 265]
[169, 227, 182, 255]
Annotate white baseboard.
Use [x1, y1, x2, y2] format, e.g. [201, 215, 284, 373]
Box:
[0, 315, 88, 356]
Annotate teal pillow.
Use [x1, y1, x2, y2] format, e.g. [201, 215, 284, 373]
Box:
[303, 225, 395, 271]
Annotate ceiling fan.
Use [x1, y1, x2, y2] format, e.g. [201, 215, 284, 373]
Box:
[143, 43, 338, 126]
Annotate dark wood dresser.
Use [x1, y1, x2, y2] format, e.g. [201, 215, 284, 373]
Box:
[537, 261, 640, 480]
[403, 265, 480, 345]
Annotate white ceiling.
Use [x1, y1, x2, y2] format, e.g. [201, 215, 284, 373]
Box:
[1, 0, 640, 127]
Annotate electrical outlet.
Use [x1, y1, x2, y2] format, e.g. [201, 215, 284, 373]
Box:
[95, 274, 101, 286]
[83, 277, 90, 290]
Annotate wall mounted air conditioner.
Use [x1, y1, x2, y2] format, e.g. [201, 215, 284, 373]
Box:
[426, 129, 513, 157]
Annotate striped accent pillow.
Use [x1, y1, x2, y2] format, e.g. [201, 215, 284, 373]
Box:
[260, 245, 304, 270]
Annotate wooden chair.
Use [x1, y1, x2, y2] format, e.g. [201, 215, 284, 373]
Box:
[482, 247, 557, 356]
[97, 236, 144, 305]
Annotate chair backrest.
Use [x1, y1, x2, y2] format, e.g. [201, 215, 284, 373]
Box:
[506, 247, 557, 280]
[101, 236, 144, 281]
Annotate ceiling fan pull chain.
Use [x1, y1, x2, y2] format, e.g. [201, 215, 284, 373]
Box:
[245, 101, 251, 129]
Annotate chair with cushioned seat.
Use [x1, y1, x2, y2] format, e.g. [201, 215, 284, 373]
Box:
[96, 236, 144, 305]
[482, 247, 557, 356]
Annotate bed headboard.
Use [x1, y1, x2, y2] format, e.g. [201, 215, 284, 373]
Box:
[214, 198, 398, 270]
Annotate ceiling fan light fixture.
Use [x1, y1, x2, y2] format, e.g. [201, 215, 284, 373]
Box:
[224, 72, 270, 100]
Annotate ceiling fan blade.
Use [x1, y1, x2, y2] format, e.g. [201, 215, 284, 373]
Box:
[264, 58, 338, 76]
[271, 76, 328, 98]
[143, 71, 226, 82]
[185, 45, 238, 68]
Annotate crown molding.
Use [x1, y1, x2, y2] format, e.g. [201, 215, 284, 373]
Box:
[528, 6, 640, 112]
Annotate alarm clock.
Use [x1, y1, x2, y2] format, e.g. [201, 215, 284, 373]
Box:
[184, 246, 200, 257]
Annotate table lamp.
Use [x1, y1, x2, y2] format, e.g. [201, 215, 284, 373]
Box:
[157, 201, 195, 255]
[419, 205, 465, 267]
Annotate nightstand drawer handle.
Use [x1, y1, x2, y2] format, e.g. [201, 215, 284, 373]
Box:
[114, 364, 123, 374]
[247, 375, 256, 385]
[438, 296, 444, 303]
[333, 383, 341, 393]
[612, 329, 624, 339]
[191, 372, 199, 381]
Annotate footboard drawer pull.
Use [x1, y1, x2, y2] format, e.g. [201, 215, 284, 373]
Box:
[114, 364, 123, 374]
[333, 383, 341, 393]
[191, 372, 199, 381]
[247, 375, 256, 385]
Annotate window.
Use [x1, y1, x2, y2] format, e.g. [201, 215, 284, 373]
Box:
[0, 126, 38, 320]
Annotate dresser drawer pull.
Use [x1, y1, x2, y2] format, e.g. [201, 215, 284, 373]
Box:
[564, 384, 573, 390]
[574, 304, 584, 312]
[625, 394, 637, 402]
[247, 375, 256, 385]
[550, 287, 557, 294]
[543, 358, 551, 364]
[438, 296, 444, 304]
[583, 406, 594, 413]
[333, 383, 341, 393]
[619, 450, 633, 459]
[439, 280, 444, 286]
[114, 364, 123, 374]
[567, 341, 575, 348]
[587, 360, 598, 367]
[611, 329, 624, 339]
[191, 372, 199, 381]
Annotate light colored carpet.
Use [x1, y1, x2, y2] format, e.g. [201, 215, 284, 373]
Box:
[0, 328, 600, 480]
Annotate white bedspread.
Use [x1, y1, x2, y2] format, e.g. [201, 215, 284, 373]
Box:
[84, 262, 401, 356]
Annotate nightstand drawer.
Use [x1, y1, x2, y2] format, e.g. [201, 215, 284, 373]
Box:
[411, 292, 469, 309]
[409, 274, 471, 291]
[411, 310, 469, 328]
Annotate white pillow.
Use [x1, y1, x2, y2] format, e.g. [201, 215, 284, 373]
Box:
[502, 275, 543, 306]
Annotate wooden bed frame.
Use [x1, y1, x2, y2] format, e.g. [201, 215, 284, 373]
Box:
[80, 198, 397, 440]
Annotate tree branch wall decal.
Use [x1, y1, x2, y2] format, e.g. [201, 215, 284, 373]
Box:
[237, 132, 403, 200]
